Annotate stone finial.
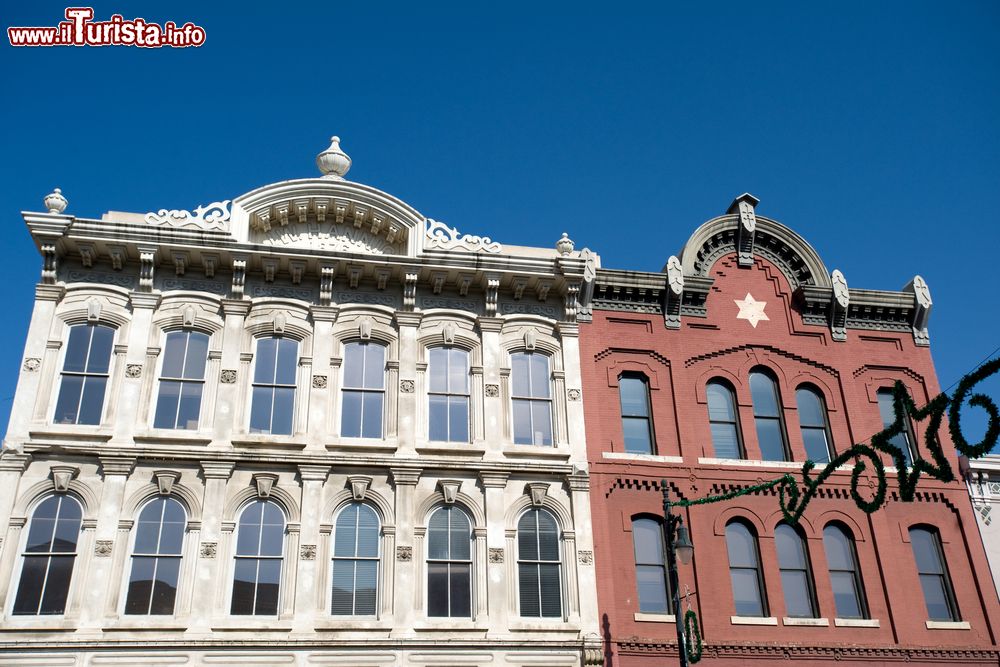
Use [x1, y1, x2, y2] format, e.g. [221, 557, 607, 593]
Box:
[316, 136, 352, 180]
[44, 188, 68, 214]
[556, 232, 575, 256]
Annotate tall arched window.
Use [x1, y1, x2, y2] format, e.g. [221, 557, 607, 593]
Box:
[13, 495, 83, 615]
[909, 526, 959, 621]
[707, 380, 744, 459]
[341, 341, 386, 438]
[125, 497, 186, 615]
[619, 374, 654, 454]
[511, 352, 553, 446]
[796, 385, 833, 463]
[249, 336, 298, 436]
[749, 370, 789, 461]
[517, 508, 561, 618]
[725, 521, 767, 617]
[331, 503, 380, 616]
[775, 523, 818, 618]
[427, 506, 472, 617]
[231, 500, 285, 615]
[154, 330, 209, 430]
[632, 517, 670, 614]
[428, 347, 470, 443]
[823, 523, 867, 619]
[877, 388, 915, 467]
[54, 323, 114, 425]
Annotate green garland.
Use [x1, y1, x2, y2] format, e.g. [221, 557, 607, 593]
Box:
[673, 357, 1000, 524]
[684, 609, 703, 663]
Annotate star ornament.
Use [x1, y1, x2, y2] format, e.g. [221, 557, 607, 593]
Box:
[734, 293, 769, 328]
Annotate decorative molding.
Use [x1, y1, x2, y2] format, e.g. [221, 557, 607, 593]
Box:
[220, 369, 237, 384]
[347, 475, 373, 501]
[50, 465, 79, 492]
[300, 544, 317, 560]
[567, 388, 581, 401]
[125, 363, 143, 379]
[488, 547, 504, 564]
[438, 480, 461, 505]
[94, 540, 114, 557]
[485, 383, 500, 398]
[525, 482, 549, 507]
[22, 358, 40, 372]
[578, 550, 594, 565]
[253, 473, 279, 498]
[425, 218, 501, 253]
[154, 470, 181, 495]
[399, 379, 415, 393]
[312, 375, 328, 389]
[145, 200, 232, 232]
[200, 541, 218, 558]
[396, 545, 412, 562]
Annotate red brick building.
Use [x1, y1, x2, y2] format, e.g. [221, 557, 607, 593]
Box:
[579, 195, 1000, 665]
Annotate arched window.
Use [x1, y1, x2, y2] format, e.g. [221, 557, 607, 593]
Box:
[428, 347, 470, 443]
[620, 374, 654, 454]
[796, 385, 833, 463]
[331, 503, 379, 616]
[909, 526, 959, 621]
[823, 523, 867, 619]
[54, 323, 114, 425]
[13, 495, 83, 615]
[125, 497, 186, 615]
[707, 380, 744, 459]
[249, 336, 298, 436]
[517, 508, 561, 617]
[341, 341, 386, 438]
[725, 521, 767, 617]
[154, 331, 209, 430]
[775, 523, 818, 618]
[632, 517, 670, 613]
[877, 388, 915, 467]
[427, 506, 472, 617]
[511, 352, 553, 446]
[749, 370, 789, 461]
[231, 500, 285, 615]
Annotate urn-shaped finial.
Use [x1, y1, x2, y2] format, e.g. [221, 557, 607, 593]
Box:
[556, 232, 575, 256]
[44, 187, 68, 214]
[316, 136, 352, 180]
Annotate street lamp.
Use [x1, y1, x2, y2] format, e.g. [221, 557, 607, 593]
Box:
[662, 480, 695, 667]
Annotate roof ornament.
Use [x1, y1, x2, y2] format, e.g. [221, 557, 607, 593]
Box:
[425, 219, 502, 253]
[316, 135, 352, 180]
[727, 193, 759, 267]
[44, 187, 68, 214]
[556, 232, 575, 256]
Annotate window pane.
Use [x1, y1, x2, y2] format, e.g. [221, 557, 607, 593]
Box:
[919, 574, 953, 621]
[62, 326, 91, 373]
[449, 348, 469, 393]
[802, 428, 831, 463]
[54, 375, 84, 424]
[428, 348, 448, 393]
[450, 511, 471, 561]
[255, 559, 281, 615]
[756, 418, 786, 461]
[428, 509, 450, 560]
[254, 337, 277, 383]
[530, 401, 553, 446]
[87, 326, 114, 374]
[633, 519, 665, 565]
[519, 564, 540, 617]
[341, 391, 362, 438]
[518, 515, 538, 561]
[330, 560, 356, 615]
[363, 344, 385, 389]
[355, 559, 378, 615]
[511, 354, 530, 396]
[161, 332, 187, 378]
[775, 525, 808, 569]
[77, 376, 107, 425]
[153, 380, 182, 429]
[796, 388, 825, 428]
[361, 392, 383, 439]
[125, 556, 155, 614]
[231, 559, 257, 614]
[910, 529, 944, 574]
[539, 563, 562, 617]
[530, 354, 550, 399]
[512, 399, 533, 445]
[623, 417, 653, 454]
[249, 386, 273, 434]
[636, 565, 669, 613]
[429, 394, 448, 442]
[730, 569, 764, 617]
[356, 505, 379, 558]
[183, 332, 209, 379]
[449, 396, 469, 443]
[830, 571, 862, 619]
[878, 390, 914, 464]
[427, 562, 449, 616]
[343, 344, 364, 388]
[275, 339, 298, 386]
[134, 514, 161, 555]
[176, 382, 202, 430]
[450, 563, 472, 617]
[39, 555, 74, 614]
[537, 514, 559, 561]
[823, 526, 854, 571]
[334, 505, 359, 557]
[750, 372, 780, 417]
[271, 386, 295, 436]
[619, 377, 649, 417]
[150, 557, 180, 614]
[707, 383, 737, 422]
[725, 523, 758, 568]
[781, 570, 814, 617]
[710, 423, 741, 459]
[12, 556, 47, 614]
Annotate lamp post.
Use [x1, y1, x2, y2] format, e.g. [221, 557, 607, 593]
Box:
[662, 480, 694, 667]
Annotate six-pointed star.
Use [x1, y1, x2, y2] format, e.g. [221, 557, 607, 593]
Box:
[734, 293, 769, 328]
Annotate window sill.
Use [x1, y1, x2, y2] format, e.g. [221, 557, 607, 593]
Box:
[699, 457, 802, 469]
[926, 620, 970, 630]
[315, 619, 391, 631]
[835, 618, 880, 628]
[783, 617, 829, 626]
[0, 619, 78, 632]
[211, 620, 294, 631]
[134, 431, 212, 446]
[731, 616, 778, 626]
[635, 612, 675, 623]
[232, 435, 308, 449]
[327, 439, 398, 454]
[29, 426, 113, 443]
[103, 620, 188, 631]
[509, 620, 579, 632]
[416, 443, 487, 457]
[413, 621, 489, 632]
[606, 452, 684, 464]
[504, 445, 571, 460]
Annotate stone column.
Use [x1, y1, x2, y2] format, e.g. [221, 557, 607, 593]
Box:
[12, 285, 61, 438]
[214, 300, 251, 444]
[189, 460, 234, 633]
[293, 464, 330, 631]
[82, 456, 135, 627]
[566, 469, 598, 633]
[308, 307, 338, 452]
[0, 454, 30, 538]
[111, 293, 159, 443]
[390, 467, 420, 636]
[477, 318, 505, 459]
[394, 312, 422, 455]
[479, 471, 509, 634]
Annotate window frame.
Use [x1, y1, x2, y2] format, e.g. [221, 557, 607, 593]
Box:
[619, 373, 655, 455]
[516, 507, 563, 619]
[795, 385, 834, 463]
[775, 523, 819, 619]
[330, 502, 381, 617]
[749, 369, 791, 461]
[909, 526, 960, 622]
[248, 335, 299, 436]
[340, 340, 387, 439]
[11, 494, 83, 617]
[631, 516, 672, 614]
[153, 329, 210, 431]
[425, 505, 474, 618]
[123, 497, 187, 616]
[706, 379, 745, 459]
[822, 523, 868, 620]
[876, 388, 917, 467]
[230, 499, 287, 616]
[725, 520, 768, 617]
[427, 346, 472, 444]
[52, 323, 116, 426]
[510, 351, 554, 447]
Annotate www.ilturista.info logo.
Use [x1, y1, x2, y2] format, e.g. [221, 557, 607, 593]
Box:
[8, 8, 206, 48]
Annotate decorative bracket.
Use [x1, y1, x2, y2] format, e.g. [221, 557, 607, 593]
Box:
[253, 473, 279, 498]
[348, 475, 372, 501]
[829, 269, 849, 342]
[154, 470, 181, 495]
[727, 193, 759, 267]
[525, 482, 549, 507]
[50, 465, 79, 493]
[664, 255, 684, 330]
[438, 480, 461, 504]
[905, 275, 932, 347]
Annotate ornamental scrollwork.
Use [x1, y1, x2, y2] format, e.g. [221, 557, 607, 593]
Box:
[145, 200, 232, 232]
[425, 219, 501, 254]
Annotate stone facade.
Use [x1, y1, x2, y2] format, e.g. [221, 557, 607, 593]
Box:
[967, 455, 1000, 600]
[0, 139, 602, 666]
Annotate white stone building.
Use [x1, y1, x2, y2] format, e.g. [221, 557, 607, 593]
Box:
[0, 138, 603, 666]
[966, 455, 1000, 600]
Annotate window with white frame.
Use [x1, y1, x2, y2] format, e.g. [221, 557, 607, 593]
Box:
[331, 503, 379, 616]
[511, 352, 553, 446]
[341, 341, 386, 439]
[154, 331, 209, 430]
[13, 495, 83, 615]
[427, 506, 472, 617]
[428, 347, 470, 443]
[53, 324, 114, 425]
[249, 337, 298, 436]
[517, 508, 561, 618]
[231, 500, 285, 615]
[124, 497, 186, 615]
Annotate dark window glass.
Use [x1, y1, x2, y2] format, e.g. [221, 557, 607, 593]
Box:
[909, 527, 959, 621]
[796, 386, 833, 463]
[13, 495, 82, 615]
[511, 352, 553, 446]
[707, 380, 743, 459]
[620, 375, 654, 454]
[427, 506, 472, 617]
[231, 500, 285, 615]
[725, 521, 767, 617]
[341, 342, 385, 438]
[750, 371, 789, 461]
[632, 518, 671, 613]
[518, 509, 561, 617]
[125, 498, 186, 615]
[154, 331, 209, 430]
[877, 389, 915, 467]
[249, 337, 298, 436]
[775, 524, 818, 618]
[428, 347, 470, 443]
[54, 324, 114, 425]
[331, 503, 380, 615]
[823, 524, 867, 619]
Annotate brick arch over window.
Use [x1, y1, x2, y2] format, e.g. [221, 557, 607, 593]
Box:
[713, 506, 767, 537]
[789, 373, 841, 412]
[766, 509, 816, 538]
[816, 511, 867, 542]
[604, 359, 662, 390]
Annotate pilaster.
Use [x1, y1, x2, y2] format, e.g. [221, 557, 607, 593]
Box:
[390, 467, 420, 636]
[189, 460, 234, 632]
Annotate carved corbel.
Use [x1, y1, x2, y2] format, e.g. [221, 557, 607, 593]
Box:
[252, 473, 279, 498]
[484, 275, 500, 317]
[663, 255, 684, 330]
[154, 470, 181, 495]
[512, 277, 528, 300]
[457, 274, 473, 297]
[374, 268, 391, 291]
[829, 269, 849, 342]
[525, 482, 549, 507]
[727, 193, 759, 267]
[288, 260, 305, 285]
[50, 465, 79, 493]
[438, 480, 461, 504]
[904, 275, 932, 347]
[564, 283, 581, 322]
[319, 264, 336, 306]
[348, 266, 363, 289]
[231, 256, 247, 299]
[172, 252, 189, 276]
[201, 254, 218, 278]
[578, 248, 597, 320]
[403, 273, 418, 311]
[138, 246, 157, 292]
[107, 245, 126, 271]
[78, 243, 95, 268]
[262, 257, 279, 283]
[40, 243, 58, 284]
[347, 475, 373, 501]
[431, 272, 447, 295]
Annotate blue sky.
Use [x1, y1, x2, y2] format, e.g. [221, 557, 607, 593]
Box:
[1, 1, 998, 446]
